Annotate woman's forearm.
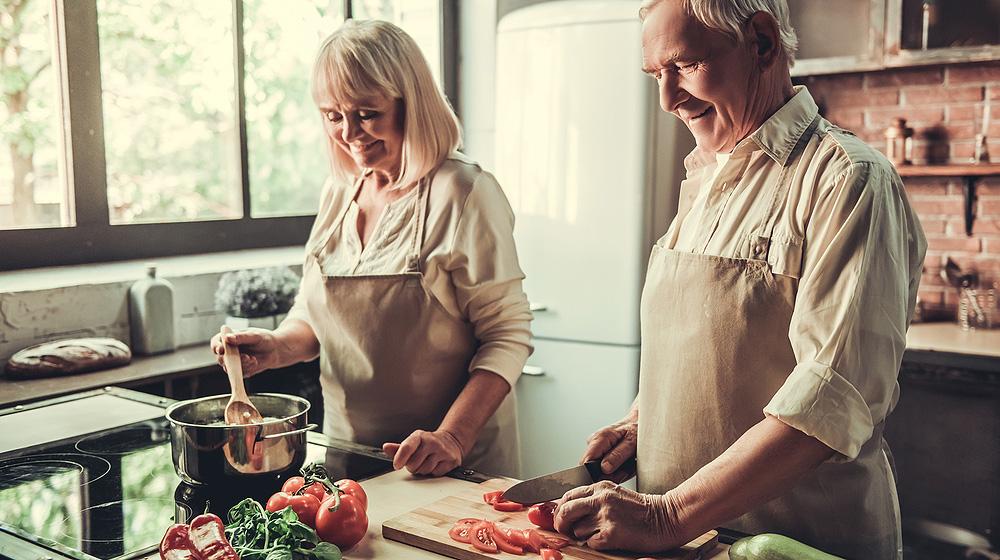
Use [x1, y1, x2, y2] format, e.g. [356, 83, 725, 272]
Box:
[437, 369, 512, 456]
[666, 415, 835, 544]
[273, 318, 321, 368]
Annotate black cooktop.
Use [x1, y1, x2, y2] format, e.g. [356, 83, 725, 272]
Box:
[0, 389, 395, 560]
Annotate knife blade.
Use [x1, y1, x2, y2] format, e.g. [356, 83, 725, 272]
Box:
[500, 458, 636, 505]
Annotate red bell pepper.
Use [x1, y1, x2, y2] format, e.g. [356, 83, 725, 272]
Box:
[159, 524, 202, 560]
[187, 514, 239, 560]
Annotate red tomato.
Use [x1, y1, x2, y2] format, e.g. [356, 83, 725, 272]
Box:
[448, 523, 473, 544]
[315, 492, 368, 550]
[483, 490, 503, 505]
[334, 479, 368, 511]
[543, 534, 570, 550]
[495, 525, 530, 549]
[281, 476, 329, 503]
[492, 499, 525, 512]
[470, 521, 498, 554]
[266, 492, 321, 528]
[491, 525, 525, 555]
[525, 529, 547, 553]
[541, 548, 563, 560]
[527, 501, 557, 531]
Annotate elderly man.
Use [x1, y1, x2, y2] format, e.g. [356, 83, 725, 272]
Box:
[553, 1, 926, 558]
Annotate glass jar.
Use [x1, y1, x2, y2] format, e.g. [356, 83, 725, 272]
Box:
[958, 279, 997, 330]
[885, 118, 914, 166]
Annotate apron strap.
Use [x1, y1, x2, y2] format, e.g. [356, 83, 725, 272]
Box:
[310, 171, 368, 261]
[407, 177, 431, 272]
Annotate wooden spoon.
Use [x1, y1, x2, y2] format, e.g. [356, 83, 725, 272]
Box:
[220, 325, 264, 426]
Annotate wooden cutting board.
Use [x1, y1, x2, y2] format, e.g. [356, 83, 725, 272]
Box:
[383, 478, 718, 560]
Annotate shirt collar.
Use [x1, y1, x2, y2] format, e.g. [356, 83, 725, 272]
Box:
[683, 85, 819, 172]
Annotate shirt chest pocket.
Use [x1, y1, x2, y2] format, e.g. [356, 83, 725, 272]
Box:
[746, 232, 804, 279]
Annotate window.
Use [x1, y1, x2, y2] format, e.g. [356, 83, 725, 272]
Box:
[1, 0, 455, 271]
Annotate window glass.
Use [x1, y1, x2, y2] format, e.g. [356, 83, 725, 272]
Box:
[351, 0, 442, 85]
[97, 0, 242, 225]
[243, 0, 345, 218]
[901, 0, 1000, 50]
[0, 0, 69, 231]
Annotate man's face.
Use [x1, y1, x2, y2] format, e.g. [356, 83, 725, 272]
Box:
[641, 1, 760, 153]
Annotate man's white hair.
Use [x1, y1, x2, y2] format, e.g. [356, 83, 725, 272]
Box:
[640, 0, 798, 66]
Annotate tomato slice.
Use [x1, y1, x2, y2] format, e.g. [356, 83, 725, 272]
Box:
[542, 535, 570, 550]
[540, 548, 563, 560]
[492, 499, 525, 512]
[525, 529, 547, 553]
[495, 525, 530, 548]
[455, 518, 481, 526]
[482, 491, 503, 505]
[448, 523, 473, 544]
[491, 524, 524, 555]
[470, 521, 498, 553]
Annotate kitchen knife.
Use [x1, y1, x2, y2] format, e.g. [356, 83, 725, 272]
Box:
[500, 457, 636, 505]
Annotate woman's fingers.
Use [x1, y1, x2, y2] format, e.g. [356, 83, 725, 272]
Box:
[382, 442, 401, 458]
[600, 430, 637, 474]
[580, 428, 618, 464]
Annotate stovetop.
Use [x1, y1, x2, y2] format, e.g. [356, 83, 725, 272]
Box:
[0, 388, 395, 560]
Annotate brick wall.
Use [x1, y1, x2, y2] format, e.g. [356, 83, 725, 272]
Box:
[798, 61, 1000, 316]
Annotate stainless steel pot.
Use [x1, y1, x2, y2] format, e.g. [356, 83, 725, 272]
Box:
[165, 393, 316, 485]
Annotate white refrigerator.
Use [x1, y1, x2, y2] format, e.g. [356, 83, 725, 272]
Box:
[494, 0, 696, 478]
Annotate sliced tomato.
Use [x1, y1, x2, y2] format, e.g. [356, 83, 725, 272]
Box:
[455, 518, 481, 526]
[525, 529, 547, 553]
[448, 523, 473, 544]
[491, 525, 524, 555]
[470, 521, 498, 553]
[527, 501, 557, 531]
[495, 525, 530, 548]
[483, 490, 503, 505]
[492, 499, 525, 512]
[541, 548, 563, 560]
[542, 534, 570, 550]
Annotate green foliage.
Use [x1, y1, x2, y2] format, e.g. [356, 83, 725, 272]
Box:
[215, 266, 301, 318]
[226, 498, 341, 560]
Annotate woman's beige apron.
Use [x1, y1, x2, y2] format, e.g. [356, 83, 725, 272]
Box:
[637, 119, 902, 559]
[299, 171, 520, 477]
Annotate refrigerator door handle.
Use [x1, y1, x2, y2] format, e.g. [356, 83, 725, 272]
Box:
[529, 302, 548, 312]
[522, 365, 546, 376]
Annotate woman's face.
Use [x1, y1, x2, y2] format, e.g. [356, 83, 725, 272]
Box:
[319, 94, 404, 178]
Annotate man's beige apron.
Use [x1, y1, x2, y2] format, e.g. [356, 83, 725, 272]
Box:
[299, 171, 520, 477]
[637, 119, 902, 559]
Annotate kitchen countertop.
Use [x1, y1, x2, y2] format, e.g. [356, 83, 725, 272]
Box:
[906, 322, 1000, 359]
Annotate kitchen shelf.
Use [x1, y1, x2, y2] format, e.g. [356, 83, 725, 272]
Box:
[896, 164, 1000, 235]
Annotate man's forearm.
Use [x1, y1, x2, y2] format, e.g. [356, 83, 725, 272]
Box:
[665, 415, 835, 544]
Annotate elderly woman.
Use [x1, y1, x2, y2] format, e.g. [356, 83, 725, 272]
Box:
[211, 20, 530, 478]
[554, 1, 925, 558]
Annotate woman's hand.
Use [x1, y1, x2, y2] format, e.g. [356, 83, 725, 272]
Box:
[382, 429, 464, 477]
[210, 328, 282, 378]
[554, 481, 683, 553]
[581, 417, 638, 482]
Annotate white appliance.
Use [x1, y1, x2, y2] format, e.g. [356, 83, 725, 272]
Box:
[494, 0, 696, 478]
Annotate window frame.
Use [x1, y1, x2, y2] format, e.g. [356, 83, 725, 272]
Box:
[2, 0, 457, 271]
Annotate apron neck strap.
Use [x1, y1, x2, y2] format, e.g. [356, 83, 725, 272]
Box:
[407, 174, 431, 272]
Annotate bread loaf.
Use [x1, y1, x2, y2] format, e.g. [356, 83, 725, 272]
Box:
[5, 338, 132, 379]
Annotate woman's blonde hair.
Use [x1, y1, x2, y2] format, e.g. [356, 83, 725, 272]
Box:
[639, 0, 798, 66]
[311, 20, 461, 189]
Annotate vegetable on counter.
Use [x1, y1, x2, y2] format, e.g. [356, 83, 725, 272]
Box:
[728, 534, 844, 560]
[527, 502, 557, 532]
[483, 490, 526, 512]
[448, 518, 569, 557]
[226, 498, 342, 560]
[159, 514, 238, 560]
[266, 462, 369, 545]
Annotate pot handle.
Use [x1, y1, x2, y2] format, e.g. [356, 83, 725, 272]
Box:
[259, 423, 319, 440]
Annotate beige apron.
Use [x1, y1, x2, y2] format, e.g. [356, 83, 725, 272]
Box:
[637, 119, 902, 559]
[299, 171, 520, 477]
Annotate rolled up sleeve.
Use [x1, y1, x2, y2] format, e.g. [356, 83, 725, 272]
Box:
[448, 172, 533, 389]
[764, 161, 925, 459]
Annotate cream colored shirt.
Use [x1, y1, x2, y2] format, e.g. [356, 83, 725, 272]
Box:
[663, 86, 927, 459]
[287, 153, 533, 388]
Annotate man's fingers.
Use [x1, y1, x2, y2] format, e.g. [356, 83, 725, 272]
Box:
[403, 442, 431, 473]
[601, 435, 637, 474]
[554, 489, 602, 533]
[580, 429, 617, 464]
[225, 331, 264, 348]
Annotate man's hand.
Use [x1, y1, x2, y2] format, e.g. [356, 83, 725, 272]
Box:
[581, 417, 638, 482]
[383, 429, 465, 477]
[554, 481, 683, 552]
